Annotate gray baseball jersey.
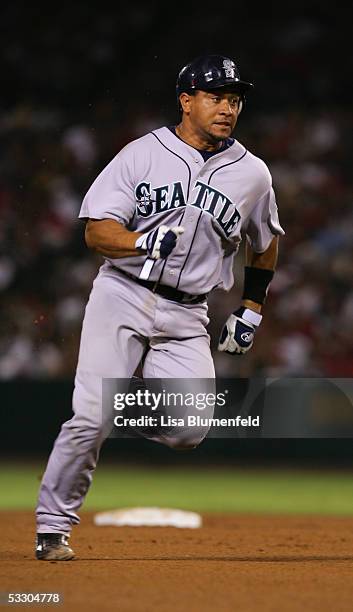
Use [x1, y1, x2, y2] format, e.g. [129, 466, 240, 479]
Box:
[79, 127, 284, 294]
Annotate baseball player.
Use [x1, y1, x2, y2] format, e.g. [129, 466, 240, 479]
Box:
[35, 54, 284, 560]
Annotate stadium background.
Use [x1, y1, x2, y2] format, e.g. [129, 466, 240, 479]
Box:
[1, 1, 353, 512]
[2, 5, 353, 610]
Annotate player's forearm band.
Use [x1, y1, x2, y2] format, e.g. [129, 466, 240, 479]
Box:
[242, 266, 274, 305]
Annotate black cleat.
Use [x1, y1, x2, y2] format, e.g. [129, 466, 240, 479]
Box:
[35, 533, 75, 561]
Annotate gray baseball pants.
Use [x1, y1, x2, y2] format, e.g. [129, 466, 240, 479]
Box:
[36, 264, 215, 534]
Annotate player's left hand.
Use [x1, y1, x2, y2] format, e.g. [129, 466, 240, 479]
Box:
[218, 307, 262, 355]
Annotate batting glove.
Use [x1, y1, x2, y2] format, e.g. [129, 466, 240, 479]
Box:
[135, 225, 184, 260]
[218, 307, 262, 355]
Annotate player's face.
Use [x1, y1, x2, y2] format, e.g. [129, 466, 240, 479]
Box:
[188, 90, 241, 142]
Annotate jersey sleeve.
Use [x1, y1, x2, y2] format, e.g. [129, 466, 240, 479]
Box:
[78, 145, 136, 225]
[245, 187, 285, 253]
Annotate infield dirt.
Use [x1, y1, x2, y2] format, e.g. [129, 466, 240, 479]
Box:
[1, 511, 353, 611]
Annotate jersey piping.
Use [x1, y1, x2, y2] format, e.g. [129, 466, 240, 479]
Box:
[207, 148, 248, 185]
[157, 208, 186, 287]
[150, 132, 192, 200]
[176, 209, 203, 290]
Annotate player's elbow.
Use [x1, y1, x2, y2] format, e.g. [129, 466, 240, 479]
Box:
[84, 221, 97, 250]
[85, 219, 108, 252]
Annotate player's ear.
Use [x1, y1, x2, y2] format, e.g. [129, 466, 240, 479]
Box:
[179, 92, 193, 115]
[238, 98, 243, 114]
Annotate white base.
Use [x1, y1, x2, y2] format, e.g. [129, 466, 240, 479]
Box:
[94, 507, 202, 529]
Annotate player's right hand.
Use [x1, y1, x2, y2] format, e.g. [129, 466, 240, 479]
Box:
[135, 225, 184, 260]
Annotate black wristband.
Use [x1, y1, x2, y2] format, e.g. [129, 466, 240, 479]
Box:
[242, 266, 274, 305]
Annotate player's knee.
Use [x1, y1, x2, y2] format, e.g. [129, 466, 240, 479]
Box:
[62, 416, 111, 446]
[163, 427, 209, 451]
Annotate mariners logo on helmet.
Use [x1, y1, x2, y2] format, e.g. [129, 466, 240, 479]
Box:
[223, 59, 235, 78]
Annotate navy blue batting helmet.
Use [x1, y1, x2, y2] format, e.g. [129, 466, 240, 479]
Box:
[176, 54, 254, 101]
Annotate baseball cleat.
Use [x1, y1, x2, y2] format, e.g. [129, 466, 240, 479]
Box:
[35, 533, 75, 561]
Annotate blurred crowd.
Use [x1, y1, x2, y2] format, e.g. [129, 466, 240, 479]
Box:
[0, 3, 352, 379]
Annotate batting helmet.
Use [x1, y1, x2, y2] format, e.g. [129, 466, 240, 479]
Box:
[176, 54, 254, 112]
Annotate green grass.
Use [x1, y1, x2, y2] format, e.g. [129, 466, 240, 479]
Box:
[2, 462, 353, 515]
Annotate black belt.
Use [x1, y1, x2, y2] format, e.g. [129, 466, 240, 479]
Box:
[117, 268, 207, 304]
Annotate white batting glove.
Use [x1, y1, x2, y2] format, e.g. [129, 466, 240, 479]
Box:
[218, 307, 262, 355]
[135, 225, 184, 260]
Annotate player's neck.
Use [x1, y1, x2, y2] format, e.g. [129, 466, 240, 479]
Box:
[175, 123, 223, 152]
